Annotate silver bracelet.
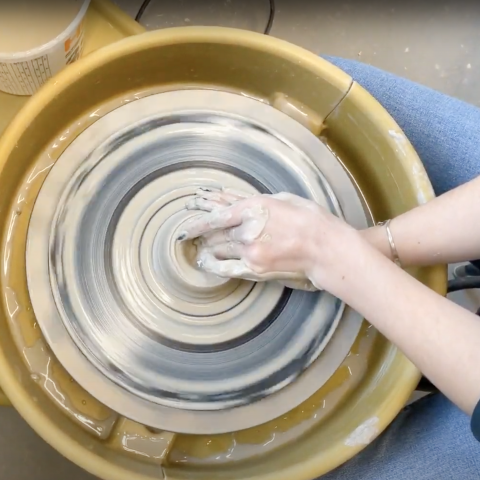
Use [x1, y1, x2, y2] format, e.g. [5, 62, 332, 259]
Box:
[377, 219, 402, 268]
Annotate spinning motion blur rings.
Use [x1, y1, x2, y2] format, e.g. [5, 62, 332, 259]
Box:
[26, 90, 368, 434]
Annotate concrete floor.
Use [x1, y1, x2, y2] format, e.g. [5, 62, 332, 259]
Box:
[1, 1, 479, 479]
[115, 0, 480, 105]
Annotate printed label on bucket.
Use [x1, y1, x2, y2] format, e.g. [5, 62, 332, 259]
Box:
[65, 20, 85, 65]
[0, 58, 53, 95]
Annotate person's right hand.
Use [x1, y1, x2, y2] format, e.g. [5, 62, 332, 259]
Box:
[177, 187, 357, 291]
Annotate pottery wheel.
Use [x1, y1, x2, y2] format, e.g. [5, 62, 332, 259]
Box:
[26, 90, 368, 433]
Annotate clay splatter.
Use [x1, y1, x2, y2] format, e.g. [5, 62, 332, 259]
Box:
[344, 417, 379, 447]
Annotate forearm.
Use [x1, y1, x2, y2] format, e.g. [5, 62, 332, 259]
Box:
[321, 237, 480, 414]
[361, 175, 480, 266]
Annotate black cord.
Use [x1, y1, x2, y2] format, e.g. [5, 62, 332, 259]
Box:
[416, 377, 438, 393]
[447, 276, 480, 293]
[135, 0, 153, 22]
[264, 0, 276, 35]
[134, 0, 276, 35]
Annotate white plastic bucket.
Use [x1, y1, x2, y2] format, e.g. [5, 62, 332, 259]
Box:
[0, 0, 90, 96]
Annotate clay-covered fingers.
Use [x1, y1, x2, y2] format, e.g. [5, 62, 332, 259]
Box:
[185, 189, 228, 212]
[208, 242, 244, 260]
[185, 196, 219, 212]
[196, 250, 255, 279]
[197, 225, 246, 246]
[199, 186, 253, 202]
[186, 187, 255, 212]
[197, 231, 226, 247]
[177, 206, 243, 240]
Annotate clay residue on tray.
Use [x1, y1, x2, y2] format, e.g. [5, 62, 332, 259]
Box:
[169, 323, 376, 465]
[271, 93, 324, 136]
[24, 339, 118, 439]
[108, 417, 176, 465]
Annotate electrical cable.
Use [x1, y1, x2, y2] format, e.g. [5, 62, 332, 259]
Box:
[134, 0, 276, 35]
[447, 276, 480, 294]
[135, 0, 153, 22]
[264, 0, 275, 35]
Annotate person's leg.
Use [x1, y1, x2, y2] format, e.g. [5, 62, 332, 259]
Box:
[320, 394, 480, 480]
[322, 56, 480, 196]
[324, 57, 480, 273]
[315, 60, 480, 479]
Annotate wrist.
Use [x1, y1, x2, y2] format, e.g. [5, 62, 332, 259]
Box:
[359, 226, 393, 261]
[305, 224, 367, 291]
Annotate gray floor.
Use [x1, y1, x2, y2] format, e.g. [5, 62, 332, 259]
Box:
[1, 1, 479, 479]
[114, 0, 480, 105]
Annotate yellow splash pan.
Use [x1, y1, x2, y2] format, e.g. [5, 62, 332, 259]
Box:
[0, 2, 446, 479]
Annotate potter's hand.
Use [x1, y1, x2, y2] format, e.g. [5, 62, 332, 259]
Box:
[177, 188, 354, 291]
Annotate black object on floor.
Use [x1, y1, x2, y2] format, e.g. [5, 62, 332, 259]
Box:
[448, 276, 480, 293]
[134, 0, 276, 35]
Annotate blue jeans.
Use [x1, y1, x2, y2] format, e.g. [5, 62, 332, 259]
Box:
[317, 57, 480, 479]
